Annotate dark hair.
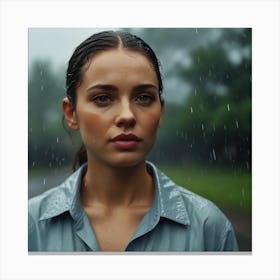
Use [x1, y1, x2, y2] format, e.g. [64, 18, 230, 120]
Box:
[65, 30, 164, 171]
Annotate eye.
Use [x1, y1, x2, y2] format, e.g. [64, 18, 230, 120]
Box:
[135, 94, 155, 105]
[92, 94, 112, 106]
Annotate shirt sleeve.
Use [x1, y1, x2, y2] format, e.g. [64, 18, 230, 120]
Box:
[220, 221, 239, 251]
[28, 212, 40, 251]
[202, 202, 239, 251]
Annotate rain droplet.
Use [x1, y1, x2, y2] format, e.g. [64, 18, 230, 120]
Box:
[212, 148, 216, 161]
[242, 188, 245, 199]
[41, 85, 44, 91]
[56, 137, 59, 143]
[190, 107, 193, 113]
[235, 120, 239, 128]
[201, 123, 204, 130]
[194, 88, 197, 96]
[43, 178, 46, 185]
[227, 104, 230, 111]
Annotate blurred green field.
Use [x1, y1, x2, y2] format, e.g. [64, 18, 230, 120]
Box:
[158, 164, 252, 213]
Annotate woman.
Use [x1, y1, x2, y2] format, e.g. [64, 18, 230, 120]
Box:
[28, 30, 239, 252]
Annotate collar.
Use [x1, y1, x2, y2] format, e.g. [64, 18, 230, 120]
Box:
[39, 162, 190, 226]
[147, 161, 190, 226]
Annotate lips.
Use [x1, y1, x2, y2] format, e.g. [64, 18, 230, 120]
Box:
[111, 133, 141, 142]
[111, 133, 141, 149]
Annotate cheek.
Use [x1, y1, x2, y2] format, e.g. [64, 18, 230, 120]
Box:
[77, 110, 108, 138]
[142, 111, 162, 134]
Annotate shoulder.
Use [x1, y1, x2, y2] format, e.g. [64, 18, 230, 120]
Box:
[28, 183, 69, 220]
[28, 165, 84, 221]
[176, 184, 228, 225]
[148, 162, 239, 250]
[149, 161, 227, 225]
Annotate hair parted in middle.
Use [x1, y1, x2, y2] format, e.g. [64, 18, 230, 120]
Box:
[65, 30, 164, 171]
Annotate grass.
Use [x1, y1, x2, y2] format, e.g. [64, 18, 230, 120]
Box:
[158, 163, 252, 213]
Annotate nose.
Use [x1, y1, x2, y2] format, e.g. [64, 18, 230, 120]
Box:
[115, 99, 136, 129]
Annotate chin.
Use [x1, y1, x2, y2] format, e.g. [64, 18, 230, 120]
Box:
[106, 154, 146, 169]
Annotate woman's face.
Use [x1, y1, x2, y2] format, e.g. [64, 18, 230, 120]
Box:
[64, 48, 163, 168]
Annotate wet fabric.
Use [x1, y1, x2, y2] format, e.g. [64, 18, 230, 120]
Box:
[28, 162, 239, 252]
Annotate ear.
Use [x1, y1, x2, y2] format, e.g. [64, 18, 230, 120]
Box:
[62, 97, 79, 131]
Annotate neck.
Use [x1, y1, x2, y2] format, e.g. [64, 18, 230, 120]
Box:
[80, 159, 154, 208]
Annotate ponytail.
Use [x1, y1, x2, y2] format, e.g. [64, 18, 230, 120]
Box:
[73, 144, 87, 172]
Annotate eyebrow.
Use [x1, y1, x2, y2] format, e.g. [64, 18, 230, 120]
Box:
[86, 83, 158, 93]
[133, 84, 158, 92]
[86, 84, 117, 92]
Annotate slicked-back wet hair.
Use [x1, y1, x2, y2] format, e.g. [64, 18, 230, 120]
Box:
[65, 30, 164, 171]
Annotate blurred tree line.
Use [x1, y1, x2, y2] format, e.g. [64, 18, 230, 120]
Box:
[28, 28, 251, 169]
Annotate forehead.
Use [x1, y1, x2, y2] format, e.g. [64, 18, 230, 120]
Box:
[81, 48, 158, 86]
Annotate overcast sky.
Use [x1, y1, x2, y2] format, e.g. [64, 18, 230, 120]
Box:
[28, 28, 119, 68]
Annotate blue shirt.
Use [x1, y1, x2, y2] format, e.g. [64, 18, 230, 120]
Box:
[28, 162, 239, 252]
